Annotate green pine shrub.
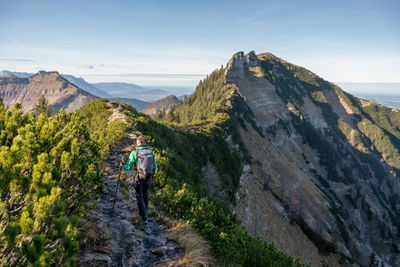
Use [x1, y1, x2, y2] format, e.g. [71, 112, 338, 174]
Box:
[0, 98, 127, 266]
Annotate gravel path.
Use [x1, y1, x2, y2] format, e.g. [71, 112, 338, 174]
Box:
[78, 128, 178, 267]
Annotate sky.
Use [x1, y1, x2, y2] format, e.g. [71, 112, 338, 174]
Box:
[0, 0, 399, 88]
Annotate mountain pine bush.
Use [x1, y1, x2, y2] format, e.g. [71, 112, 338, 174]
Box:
[0, 92, 307, 266]
[0, 98, 126, 266]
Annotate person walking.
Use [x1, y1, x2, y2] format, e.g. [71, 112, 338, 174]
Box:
[122, 135, 157, 224]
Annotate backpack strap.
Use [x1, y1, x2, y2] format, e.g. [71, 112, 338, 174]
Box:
[135, 148, 140, 180]
[136, 147, 140, 172]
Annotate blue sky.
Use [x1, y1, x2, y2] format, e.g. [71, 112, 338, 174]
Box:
[0, 0, 399, 87]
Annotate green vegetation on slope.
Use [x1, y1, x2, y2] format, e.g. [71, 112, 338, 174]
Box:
[1, 93, 301, 266]
[258, 54, 400, 242]
[75, 100, 128, 159]
[124, 110, 304, 266]
[164, 67, 228, 124]
[161, 67, 253, 198]
[360, 103, 400, 171]
[0, 98, 127, 266]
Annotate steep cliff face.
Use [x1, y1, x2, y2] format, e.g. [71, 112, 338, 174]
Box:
[161, 51, 400, 266]
[223, 51, 400, 266]
[0, 71, 97, 112]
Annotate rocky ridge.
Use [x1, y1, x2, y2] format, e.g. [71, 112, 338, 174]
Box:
[221, 51, 400, 266]
[168, 50, 400, 266]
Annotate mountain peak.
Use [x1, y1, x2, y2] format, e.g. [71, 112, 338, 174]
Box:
[0, 70, 96, 112]
[34, 70, 61, 77]
[256, 52, 279, 60]
[30, 71, 66, 84]
[225, 50, 259, 79]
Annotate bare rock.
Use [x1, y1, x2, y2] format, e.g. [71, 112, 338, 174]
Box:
[78, 253, 112, 267]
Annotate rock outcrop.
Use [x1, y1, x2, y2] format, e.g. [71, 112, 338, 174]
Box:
[226, 51, 259, 79]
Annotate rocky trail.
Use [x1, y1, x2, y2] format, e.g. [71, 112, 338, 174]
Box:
[78, 127, 179, 267]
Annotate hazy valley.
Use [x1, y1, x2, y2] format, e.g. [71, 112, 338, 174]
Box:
[0, 70, 190, 111]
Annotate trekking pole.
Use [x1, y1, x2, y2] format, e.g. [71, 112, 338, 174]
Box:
[112, 159, 123, 215]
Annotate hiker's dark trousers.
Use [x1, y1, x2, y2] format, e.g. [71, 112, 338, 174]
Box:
[134, 175, 152, 221]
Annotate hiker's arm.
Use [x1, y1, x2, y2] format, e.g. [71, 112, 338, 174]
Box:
[122, 151, 137, 170]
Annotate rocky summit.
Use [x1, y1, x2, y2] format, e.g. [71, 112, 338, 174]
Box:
[163, 51, 400, 266]
[0, 71, 97, 112]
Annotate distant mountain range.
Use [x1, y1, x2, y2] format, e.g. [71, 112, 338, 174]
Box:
[93, 82, 168, 102]
[338, 82, 400, 110]
[0, 70, 33, 78]
[0, 70, 170, 110]
[61, 74, 111, 98]
[109, 97, 150, 111]
[0, 70, 112, 98]
[0, 71, 97, 112]
[351, 94, 400, 110]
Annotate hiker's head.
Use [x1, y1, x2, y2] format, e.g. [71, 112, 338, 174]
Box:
[137, 135, 147, 146]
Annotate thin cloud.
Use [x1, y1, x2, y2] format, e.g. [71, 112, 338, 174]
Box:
[77, 64, 94, 69]
[237, 0, 285, 26]
[0, 58, 35, 62]
[84, 73, 206, 79]
[6, 36, 27, 49]
[81, 1, 97, 13]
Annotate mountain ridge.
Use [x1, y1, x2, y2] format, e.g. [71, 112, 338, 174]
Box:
[61, 74, 111, 98]
[143, 94, 180, 115]
[160, 50, 400, 266]
[0, 70, 97, 112]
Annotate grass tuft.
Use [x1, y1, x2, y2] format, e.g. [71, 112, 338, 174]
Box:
[154, 212, 216, 267]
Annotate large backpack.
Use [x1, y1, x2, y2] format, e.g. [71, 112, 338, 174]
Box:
[136, 148, 155, 179]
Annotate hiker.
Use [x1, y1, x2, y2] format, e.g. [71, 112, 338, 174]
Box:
[121, 135, 157, 224]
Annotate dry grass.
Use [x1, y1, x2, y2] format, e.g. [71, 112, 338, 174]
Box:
[127, 213, 143, 225]
[153, 212, 216, 267]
